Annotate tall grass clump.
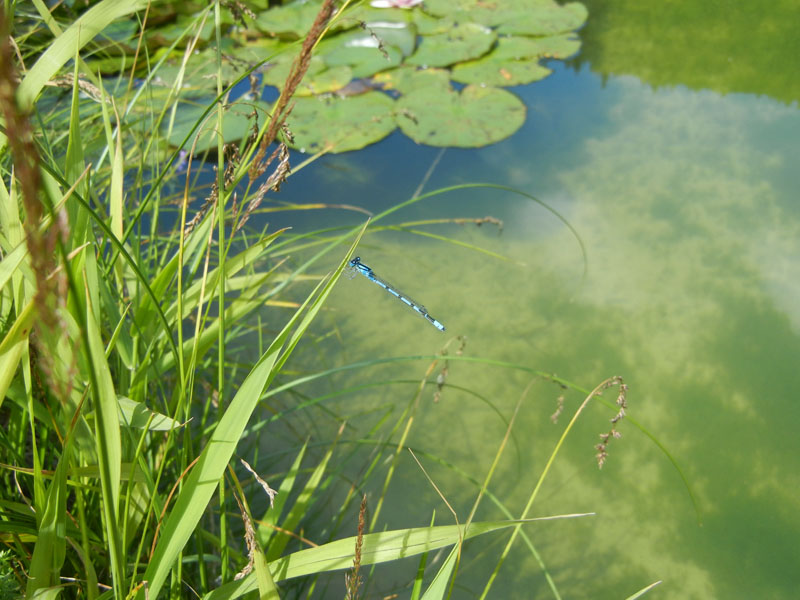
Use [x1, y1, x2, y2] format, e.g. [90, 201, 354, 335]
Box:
[0, 2, 692, 599]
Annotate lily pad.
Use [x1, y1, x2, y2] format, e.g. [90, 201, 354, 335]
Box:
[451, 35, 580, 86]
[412, 10, 455, 35]
[286, 91, 396, 153]
[340, 5, 414, 26]
[396, 84, 526, 147]
[254, 1, 322, 38]
[320, 26, 412, 77]
[512, 33, 582, 59]
[423, 0, 587, 35]
[372, 65, 451, 94]
[324, 43, 403, 78]
[497, 2, 588, 36]
[262, 55, 354, 95]
[165, 98, 272, 153]
[366, 21, 419, 57]
[451, 55, 551, 87]
[406, 22, 496, 68]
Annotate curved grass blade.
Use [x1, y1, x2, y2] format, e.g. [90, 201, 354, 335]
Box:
[205, 516, 589, 600]
[625, 580, 663, 599]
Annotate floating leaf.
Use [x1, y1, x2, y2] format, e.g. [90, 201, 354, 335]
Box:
[367, 21, 418, 56]
[451, 55, 551, 87]
[341, 5, 414, 26]
[406, 22, 496, 68]
[254, 1, 322, 38]
[320, 28, 407, 78]
[423, 0, 587, 35]
[396, 84, 525, 147]
[372, 65, 451, 94]
[170, 45, 254, 88]
[451, 35, 580, 86]
[514, 33, 582, 58]
[262, 55, 354, 95]
[325, 44, 402, 78]
[498, 2, 588, 36]
[165, 98, 272, 152]
[412, 10, 455, 35]
[287, 92, 396, 153]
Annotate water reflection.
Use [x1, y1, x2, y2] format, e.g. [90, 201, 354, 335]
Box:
[574, 0, 800, 104]
[299, 71, 800, 599]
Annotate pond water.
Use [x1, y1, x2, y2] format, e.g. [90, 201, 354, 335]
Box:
[251, 2, 800, 598]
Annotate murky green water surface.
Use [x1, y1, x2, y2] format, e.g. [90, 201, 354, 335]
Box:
[267, 2, 800, 597]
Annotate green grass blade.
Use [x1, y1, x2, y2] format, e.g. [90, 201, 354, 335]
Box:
[84, 286, 125, 598]
[24, 434, 71, 595]
[625, 580, 663, 599]
[264, 439, 335, 561]
[206, 520, 561, 600]
[420, 544, 458, 600]
[0, 298, 34, 409]
[256, 442, 308, 547]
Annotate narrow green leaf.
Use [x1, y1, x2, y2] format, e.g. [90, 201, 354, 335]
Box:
[253, 545, 278, 600]
[117, 396, 183, 431]
[0, 298, 35, 408]
[64, 51, 86, 198]
[257, 442, 308, 547]
[206, 520, 532, 600]
[84, 286, 124, 596]
[625, 580, 663, 599]
[421, 544, 458, 600]
[25, 434, 71, 595]
[265, 441, 334, 561]
[0, 243, 28, 314]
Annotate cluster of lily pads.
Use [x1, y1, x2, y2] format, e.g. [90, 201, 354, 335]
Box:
[159, 0, 587, 153]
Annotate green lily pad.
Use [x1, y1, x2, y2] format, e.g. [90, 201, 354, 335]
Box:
[287, 92, 396, 153]
[396, 84, 526, 147]
[451, 55, 551, 87]
[407, 22, 496, 68]
[367, 22, 418, 57]
[290, 65, 354, 95]
[492, 34, 582, 60]
[423, 0, 587, 35]
[412, 10, 455, 35]
[171, 45, 255, 88]
[165, 98, 272, 153]
[261, 55, 354, 95]
[254, 1, 322, 38]
[372, 65, 451, 94]
[324, 43, 403, 78]
[451, 35, 580, 86]
[340, 5, 414, 26]
[497, 2, 588, 35]
[320, 26, 412, 78]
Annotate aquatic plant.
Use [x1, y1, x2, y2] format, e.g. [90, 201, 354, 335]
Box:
[113, 0, 588, 152]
